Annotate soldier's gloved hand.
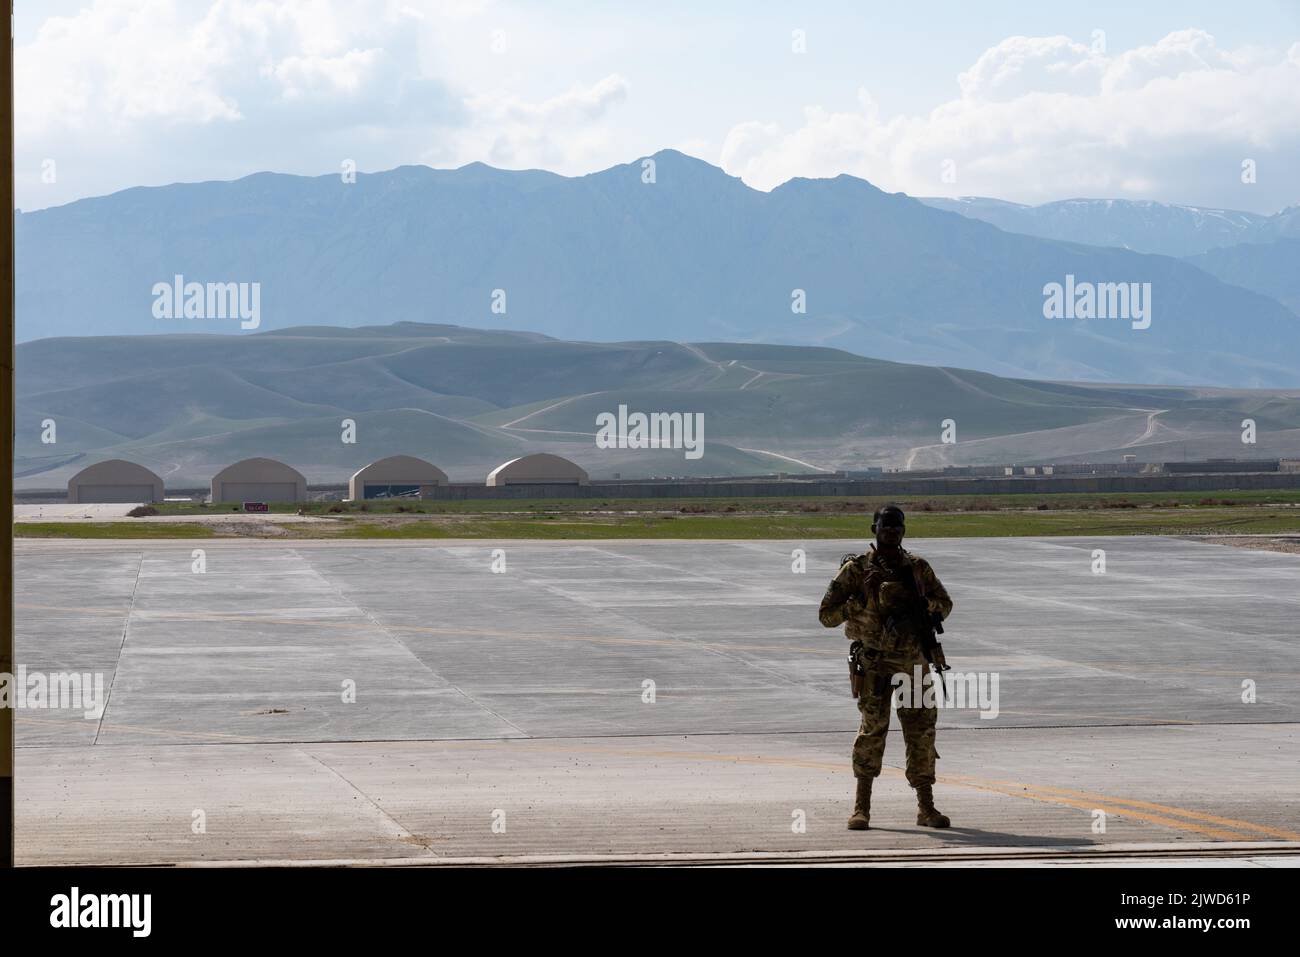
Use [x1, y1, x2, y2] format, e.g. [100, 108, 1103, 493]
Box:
[861, 569, 881, 597]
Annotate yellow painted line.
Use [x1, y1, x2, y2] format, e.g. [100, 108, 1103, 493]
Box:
[1101, 664, 1300, 678]
[16, 724, 1288, 844]
[15, 604, 1294, 842]
[473, 740, 860, 776]
[17, 715, 262, 744]
[17, 602, 128, 615]
[951, 776, 1300, 842]
[955, 780, 1277, 842]
[991, 709, 1198, 725]
[947, 778, 1252, 841]
[551, 746, 1282, 843]
[317, 739, 1283, 844]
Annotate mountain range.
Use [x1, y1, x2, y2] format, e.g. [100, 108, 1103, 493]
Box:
[919, 196, 1300, 257]
[16, 150, 1300, 389]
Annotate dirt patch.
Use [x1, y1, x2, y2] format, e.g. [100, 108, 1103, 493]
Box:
[210, 521, 292, 537]
[1200, 536, 1300, 554]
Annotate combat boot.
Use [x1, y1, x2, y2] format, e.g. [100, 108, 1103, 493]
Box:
[847, 777, 872, 830]
[915, 784, 950, 828]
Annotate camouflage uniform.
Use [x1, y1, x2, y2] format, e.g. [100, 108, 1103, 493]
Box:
[819, 545, 953, 786]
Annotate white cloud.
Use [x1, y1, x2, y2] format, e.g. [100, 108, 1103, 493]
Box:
[271, 49, 386, 101]
[957, 35, 1104, 101]
[14, 0, 627, 208]
[18, 10, 1298, 216]
[16, 0, 244, 132]
[720, 29, 1300, 212]
[468, 73, 629, 125]
[453, 74, 629, 168]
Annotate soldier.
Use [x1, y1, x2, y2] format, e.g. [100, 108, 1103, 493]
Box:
[819, 504, 953, 830]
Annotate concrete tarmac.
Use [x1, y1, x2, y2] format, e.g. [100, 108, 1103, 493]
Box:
[14, 503, 140, 521]
[12, 504, 329, 524]
[13, 536, 1300, 865]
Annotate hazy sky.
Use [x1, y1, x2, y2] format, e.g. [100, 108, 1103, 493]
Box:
[15, 0, 1300, 213]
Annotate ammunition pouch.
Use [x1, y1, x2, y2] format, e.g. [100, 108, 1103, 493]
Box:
[881, 613, 926, 650]
[853, 644, 892, 700]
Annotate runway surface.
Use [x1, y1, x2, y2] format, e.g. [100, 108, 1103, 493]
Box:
[13, 536, 1300, 865]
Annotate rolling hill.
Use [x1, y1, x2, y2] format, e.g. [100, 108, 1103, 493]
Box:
[15, 322, 1300, 488]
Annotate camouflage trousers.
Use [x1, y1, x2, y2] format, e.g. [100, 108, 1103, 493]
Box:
[852, 645, 939, 787]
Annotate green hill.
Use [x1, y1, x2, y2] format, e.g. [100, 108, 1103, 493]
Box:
[15, 322, 1300, 488]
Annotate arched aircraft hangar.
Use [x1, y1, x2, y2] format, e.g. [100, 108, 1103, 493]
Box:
[348, 455, 449, 500]
[210, 457, 307, 503]
[485, 453, 589, 487]
[66, 459, 165, 504]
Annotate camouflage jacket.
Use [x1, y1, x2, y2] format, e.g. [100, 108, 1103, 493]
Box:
[818, 545, 953, 649]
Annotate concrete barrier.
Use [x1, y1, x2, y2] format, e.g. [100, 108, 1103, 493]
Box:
[420, 471, 1300, 500]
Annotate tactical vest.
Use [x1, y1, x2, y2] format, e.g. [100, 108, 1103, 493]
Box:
[867, 551, 928, 649]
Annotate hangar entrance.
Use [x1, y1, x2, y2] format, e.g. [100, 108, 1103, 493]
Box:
[74, 484, 156, 504]
[219, 482, 298, 503]
[363, 483, 422, 499]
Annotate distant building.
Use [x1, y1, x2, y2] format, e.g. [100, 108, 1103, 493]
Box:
[486, 453, 589, 487]
[210, 457, 307, 503]
[1163, 460, 1279, 474]
[67, 459, 164, 504]
[348, 455, 449, 500]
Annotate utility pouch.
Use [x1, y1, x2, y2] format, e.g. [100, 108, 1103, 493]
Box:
[848, 640, 864, 698]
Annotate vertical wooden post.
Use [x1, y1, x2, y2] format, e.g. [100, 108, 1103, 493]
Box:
[1, 0, 14, 869]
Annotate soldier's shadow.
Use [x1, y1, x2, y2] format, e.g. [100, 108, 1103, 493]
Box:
[867, 827, 1094, 847]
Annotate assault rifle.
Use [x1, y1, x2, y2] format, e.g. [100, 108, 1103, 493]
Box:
[904, 571, 950, 703]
